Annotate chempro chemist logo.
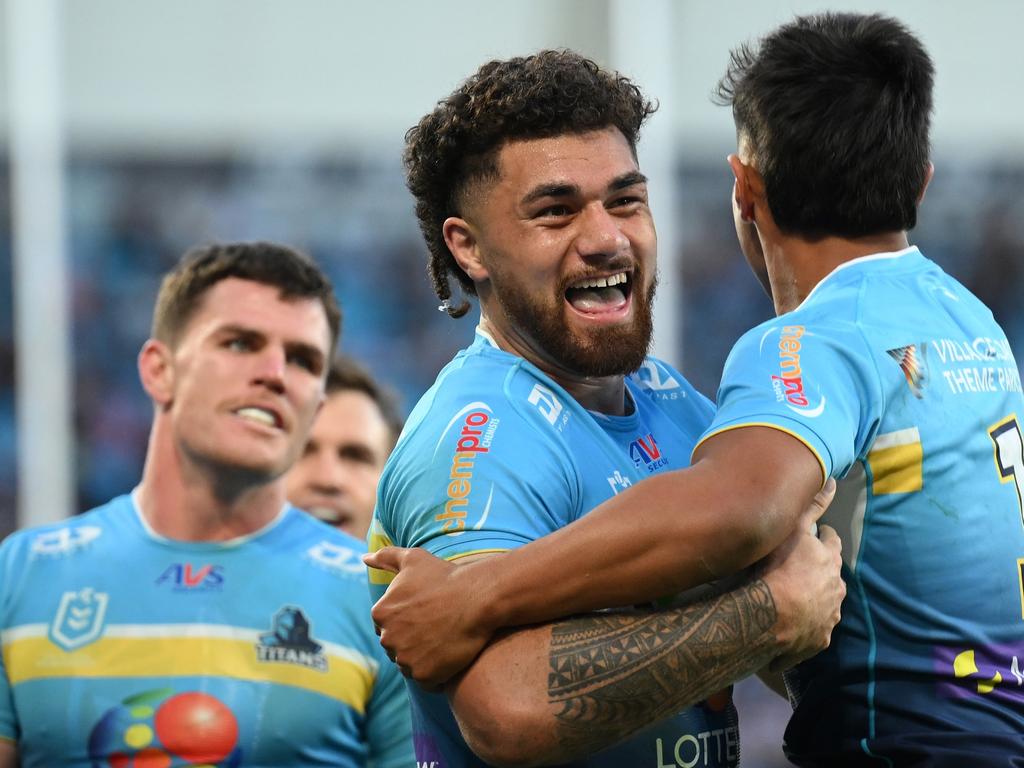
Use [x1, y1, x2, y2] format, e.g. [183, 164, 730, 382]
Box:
[769, 325, 826, 418]
[433, 402, 499, 534]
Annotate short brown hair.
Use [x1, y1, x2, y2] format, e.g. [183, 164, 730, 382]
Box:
[152, 242, 342, 350]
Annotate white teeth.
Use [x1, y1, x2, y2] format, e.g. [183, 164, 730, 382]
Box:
[573, 272, 628, 290]
[236, 407, 276, 427]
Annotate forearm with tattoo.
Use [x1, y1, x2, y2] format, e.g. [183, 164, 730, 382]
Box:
[547, 577, 778, 757]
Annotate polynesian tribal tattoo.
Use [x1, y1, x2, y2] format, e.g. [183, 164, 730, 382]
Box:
[547, 578, 778, 754]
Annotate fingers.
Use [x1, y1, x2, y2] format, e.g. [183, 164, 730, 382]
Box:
[362, 546, 408, 573]
[817, 524, 841, 550]
[808, 478, 836, 521]
[796, 477, 836, 535]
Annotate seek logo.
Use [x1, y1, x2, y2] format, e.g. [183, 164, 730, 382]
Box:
[155, 563, 225, 591]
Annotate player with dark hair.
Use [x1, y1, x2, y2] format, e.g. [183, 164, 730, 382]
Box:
[366, 49, 845, 767]
[0, 243, 412, 766]
[370, 15, 1024, 766]
[405, 48, 657, 325]
[287, 354, 404, 538]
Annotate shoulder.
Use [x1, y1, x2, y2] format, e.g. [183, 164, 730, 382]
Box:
[630, 356, 715, 412]
[278, 508, 369, 586]
[385, 349, 575, 485]
[1, 495, 127, 565]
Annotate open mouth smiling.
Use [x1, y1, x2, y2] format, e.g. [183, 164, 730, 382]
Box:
[564, 271, 633, 314]
[234, 406, 284, 430]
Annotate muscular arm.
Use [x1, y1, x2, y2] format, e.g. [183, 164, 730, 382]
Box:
[476, 428, 823, 626]
[445, 507, 843, 767]
[449, 580, 779, 767]
[368, 427, 826, 684]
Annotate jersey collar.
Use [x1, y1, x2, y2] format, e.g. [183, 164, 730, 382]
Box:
[793, 245, 921, 313]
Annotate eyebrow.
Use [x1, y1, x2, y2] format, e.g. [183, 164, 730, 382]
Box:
[521, 182, 578, 206]
[520, 171, 649, 206]
[217, 324, 264, 341]
[218, 324, 325, 366]
[610, 171, 648, 191]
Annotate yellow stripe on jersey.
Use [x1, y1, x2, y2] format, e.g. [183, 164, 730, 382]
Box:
[447, 548, 509, 562]
[867, 427, 923, 495]
[3, 634, 374, 713]
[367, 525, 395, 586]
[692, 422, 829, 488]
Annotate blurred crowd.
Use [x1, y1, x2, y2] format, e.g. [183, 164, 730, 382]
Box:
[0, 153, 1022, 532]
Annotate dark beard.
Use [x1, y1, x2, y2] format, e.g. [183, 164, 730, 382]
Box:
[496, 272, 657, 377]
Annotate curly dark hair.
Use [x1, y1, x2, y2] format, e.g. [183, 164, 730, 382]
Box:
[152, 241, 342, 351]
[715, 12, 933, 239]
[404, 49, 657, 318]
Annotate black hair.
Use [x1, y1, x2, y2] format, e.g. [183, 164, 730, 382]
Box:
[405, 49, 657, 317]
[716, 12, 934, 239]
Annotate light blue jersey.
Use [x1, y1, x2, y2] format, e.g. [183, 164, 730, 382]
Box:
[370, 331, 740, 768]
[0, 494, 412, 768]
[700, 247, 1024, 764]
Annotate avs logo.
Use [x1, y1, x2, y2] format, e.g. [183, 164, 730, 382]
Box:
[629, 433, 668, 472]
[155, 563, 224, 591]
[887, 342, 929, 398]
[255, 606, 327, 672]
[50, 587, 109, 651]
[769, 325, 826, 418]
[31, 526, 102, 559]
[434, 402, 500, 534]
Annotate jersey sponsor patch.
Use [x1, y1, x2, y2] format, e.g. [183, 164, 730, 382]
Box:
[929, 336, 1022, 395]
[768, 325, 827, 418]
[887, 343, 930, 398]
[255, 606, 327, 672]
[49, 587, 109, 651]
[154, 563, 225, 591]
[937, 643, 1024, 704]
[31, 526, 102, 559]
[435, 403, 500, 533]
[88, 688, 242, 765]
[305, 540, 365, 577]
[629, 433, 668, 472]
[634, 361, 689, 401]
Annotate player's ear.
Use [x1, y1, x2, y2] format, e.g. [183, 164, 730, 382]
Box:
[138, 339, 175, 407]
[443, 216, 489, 283]
[727, 154, 760, 223]
[917, 162, 935, 204]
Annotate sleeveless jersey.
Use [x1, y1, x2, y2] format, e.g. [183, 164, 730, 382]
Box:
[699, 247, 1024, 765]
[370, 330, 740, 768]
[0, 494, 412, 767]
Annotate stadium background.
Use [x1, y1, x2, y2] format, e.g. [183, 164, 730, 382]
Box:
[1, 1, 1021, 764]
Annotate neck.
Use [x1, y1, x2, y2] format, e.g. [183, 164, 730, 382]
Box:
[478, 316, 629, 415]
[136, 417, 287, 542]
[764, 231, 910, 315]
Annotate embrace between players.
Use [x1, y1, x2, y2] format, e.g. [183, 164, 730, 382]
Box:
[1, 10, 1022, 768]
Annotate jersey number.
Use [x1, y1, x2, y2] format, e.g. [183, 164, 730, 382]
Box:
[989, 415, 1024, 618]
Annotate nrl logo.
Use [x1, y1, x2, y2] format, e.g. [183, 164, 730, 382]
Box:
[49, 587, 109, 651]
